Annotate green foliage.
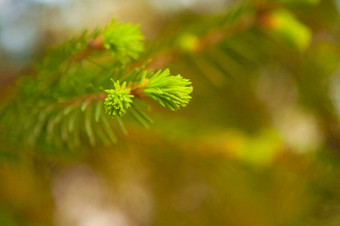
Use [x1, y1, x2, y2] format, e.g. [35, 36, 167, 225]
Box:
[103, 20, 144, 62]
[0, 19, 192, 150]
[1, 1, 340, 225]
[104, 81, 134, 117]
[104, 68, 193, 117]
[0, 0, 321, 151]
[37, 30, 93, 74]
[144, 69, 193, 111]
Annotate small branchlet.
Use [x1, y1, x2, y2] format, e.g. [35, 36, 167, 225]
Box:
[144, 69, 193, 111]
[104, 69, 193, 117]
[103, 19, 144, 63]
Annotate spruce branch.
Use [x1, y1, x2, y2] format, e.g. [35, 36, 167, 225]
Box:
[2, 0, 279, 150]
[0, 18, 194, 149]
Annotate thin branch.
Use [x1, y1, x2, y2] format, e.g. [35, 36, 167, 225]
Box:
[146, 14, 256, 70]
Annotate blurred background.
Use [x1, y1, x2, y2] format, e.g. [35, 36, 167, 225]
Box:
[1, 0, 340, 225]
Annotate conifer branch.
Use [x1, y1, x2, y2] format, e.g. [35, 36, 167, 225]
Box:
[1, 0, 304, 150]
[0, 18, 194, 149]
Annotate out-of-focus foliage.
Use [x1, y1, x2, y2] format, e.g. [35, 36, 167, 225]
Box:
[0, 0, 340, 225]
[259, 9, 312, 50]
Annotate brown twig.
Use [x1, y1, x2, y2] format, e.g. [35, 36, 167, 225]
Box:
[67, 36, 106, 64]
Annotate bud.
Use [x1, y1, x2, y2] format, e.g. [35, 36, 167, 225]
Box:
[104, 81, 134, 117]
[177, 33, 200, 52]
[259, 9, 312, 51]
